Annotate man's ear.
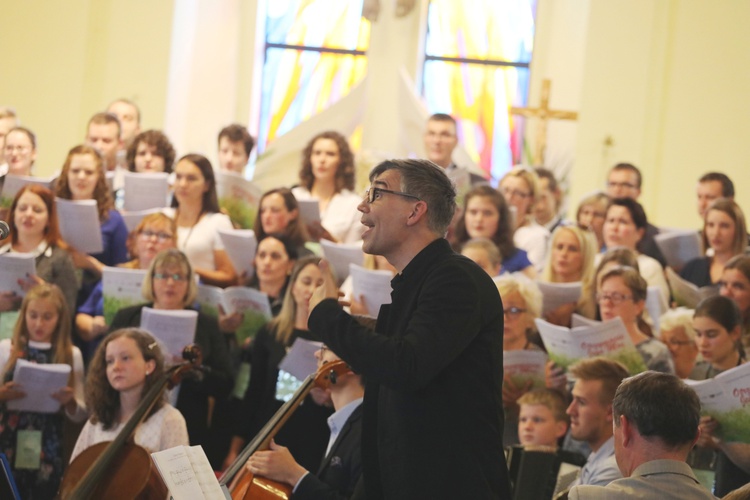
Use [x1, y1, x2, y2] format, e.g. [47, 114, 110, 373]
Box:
[405, 200, 428, 227]
[619, 415, 633, 448]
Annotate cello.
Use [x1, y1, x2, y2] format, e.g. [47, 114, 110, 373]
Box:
[57, 345, 202, 500]
[220, 359, 350, 500]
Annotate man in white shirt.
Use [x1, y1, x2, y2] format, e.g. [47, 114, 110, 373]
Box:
[423, 113, 485, 192]
[85, 112, 123, 173]
[570, 371, 715, 500]
[107, 98, 141, 149]
[534, 167, 567, 233]
[245, 345, 364, 499]
[565, 358, 630, 489]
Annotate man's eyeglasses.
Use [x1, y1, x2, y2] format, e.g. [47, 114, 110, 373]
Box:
[365, 187, 421, 204]
[139, 230, 173, 242]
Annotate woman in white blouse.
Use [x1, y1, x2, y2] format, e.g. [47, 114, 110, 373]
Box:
[291, 131, 363, 244]
[164, 154, 236, 287]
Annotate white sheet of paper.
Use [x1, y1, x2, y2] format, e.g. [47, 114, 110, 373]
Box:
[102, 267, 148, 324]
[1, 174, 56, 202]
[297, 199, 321, 224]
[0, 253, 36, 296]
[151, 445, 225, 500]
[665, 267, 719, 309]
[535, 317, 647, 374]
[320, 240, 364, 284]
[278, 337, 323, 382]
[217, 228, 257, 278]
[140, 307, 198, 359]
[502, 350, 547, 390]
[536, 281, 582, 316]
[120, 208, 162, 232]
[349, 264, 392, 318]
[6, 359, 71, 413]
[219, 286, 272, 318]
[654, 230, 702, 272]
[571, 313, 599, 328]
[123, 172, 169, 211]
[55, 198, 103, 253]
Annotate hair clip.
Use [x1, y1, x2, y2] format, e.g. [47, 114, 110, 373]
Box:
[148, 341, 158, 350]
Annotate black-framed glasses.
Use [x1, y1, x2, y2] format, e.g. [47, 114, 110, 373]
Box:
[596, 292, 633, 304]
[365, 187, 421, 204]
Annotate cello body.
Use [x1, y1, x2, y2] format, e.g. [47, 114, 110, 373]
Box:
[221, 360, 350, 500]
[58, 441, 167, 500]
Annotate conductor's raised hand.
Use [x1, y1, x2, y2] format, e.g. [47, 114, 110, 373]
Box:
[309, 260, 341, 317]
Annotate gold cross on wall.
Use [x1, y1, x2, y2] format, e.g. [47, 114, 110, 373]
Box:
[511, 79, 578, 165]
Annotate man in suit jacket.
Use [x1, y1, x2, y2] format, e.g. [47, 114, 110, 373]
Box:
[246, 345, 364, 499]
[308, 159, 511, 499]
[570, 371, 715, 500]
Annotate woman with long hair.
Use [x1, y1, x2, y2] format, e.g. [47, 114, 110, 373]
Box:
[451, 185, 535, 277]
[575, 191, 610, 250]
[165, 154, 236, 287]
[224, 256, 335, 472]
[0, 185, 79, 314]
[70, 328, 188, 460]
[540, 225, 599, 323]
[56, 145, 130, 298]
[720, 254, 750, 350]
[681, 198, 748, 287]
[0, 284, 86, 498]
[291, 131, 362, 243]
[253, 188, 311, 258]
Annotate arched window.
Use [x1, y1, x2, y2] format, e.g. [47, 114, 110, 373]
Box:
[422, 0, 537, 181]
[257, 1, 370, 151]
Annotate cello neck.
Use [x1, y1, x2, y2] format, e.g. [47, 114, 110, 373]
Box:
[220, 374, 316, 486]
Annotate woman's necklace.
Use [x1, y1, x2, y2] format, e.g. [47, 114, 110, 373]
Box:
[177, 209, 203, 251]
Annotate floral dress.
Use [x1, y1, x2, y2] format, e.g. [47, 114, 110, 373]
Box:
[0, 343, 67, 499]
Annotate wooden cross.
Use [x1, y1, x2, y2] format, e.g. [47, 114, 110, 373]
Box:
[511, 79, 578, 165]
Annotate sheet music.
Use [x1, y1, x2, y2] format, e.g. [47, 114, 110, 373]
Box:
[654, 229, 702, 272]
[6, 359, 71, 413]
[119, 208, 162, 232]
[122, 172, 169, 211]
[536, 281, 582, 316]
[297, 199, 321, 224]
[55, 198, 103, 253]
[278, 337, 323, 381]
[1, 174, 56, 205]
[215, 171, 262, 229]
[140, 308, 198, 359]
[666, 267, 719, 309]
[0, 253, 36, 296]
[217, 228, 257, 278]
[320, 240, 364, 284]
[645, 286, 668, 334]
[102, 267, 148, 324]
[349, 264, 392, 318]
[151, 445, 225, 500]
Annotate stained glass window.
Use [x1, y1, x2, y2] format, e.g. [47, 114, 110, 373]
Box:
[422, 0, 537, 182]
[258, 0, 370, 151]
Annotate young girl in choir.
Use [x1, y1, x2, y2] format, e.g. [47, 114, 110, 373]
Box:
[451, 185, 535, 277]
[0, 284, 86, 498]
[720, 254, 750, 350]
[575, 191, 610, 250]
[70, 328, 188, 461]
[292, 131, 362, 244]
[126, 130, 176, 174]
[253, 187, 312, 258]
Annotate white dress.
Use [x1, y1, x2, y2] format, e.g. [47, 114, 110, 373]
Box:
[162, 208, 233, 271]
[70, 404, 189, 462]
[291, 187, 364, 244]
